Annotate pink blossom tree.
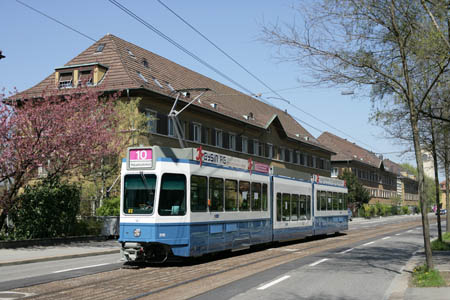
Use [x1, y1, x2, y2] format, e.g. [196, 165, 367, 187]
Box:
[0, 87, 122, 231]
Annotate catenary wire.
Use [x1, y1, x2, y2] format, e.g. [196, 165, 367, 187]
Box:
[15, 0, 97, 42]
[155, 0, 381, 153]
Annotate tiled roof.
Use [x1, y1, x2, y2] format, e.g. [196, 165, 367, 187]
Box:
[317, 132, 382, 168]
[12, 34, 331, 153]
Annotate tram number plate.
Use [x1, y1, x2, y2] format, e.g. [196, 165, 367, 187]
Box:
[129, 149, 153, 168]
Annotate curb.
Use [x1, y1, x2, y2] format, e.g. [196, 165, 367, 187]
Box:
[0, 236, 113, 249]
[385, 250, 420, 300]
[0, 249, 120, 267]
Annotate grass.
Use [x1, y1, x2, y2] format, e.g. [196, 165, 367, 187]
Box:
[431, 232, 450, 251]
[412, 265, 446, 287]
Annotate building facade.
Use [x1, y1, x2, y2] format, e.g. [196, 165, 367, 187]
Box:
[317, 132, 419, 206]
[13, 34, 334, 178]
[441, 180, 448, 211]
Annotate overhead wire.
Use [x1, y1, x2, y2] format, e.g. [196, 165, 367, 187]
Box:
[155, 0, 381, 153]
[15, 0, 97, 42]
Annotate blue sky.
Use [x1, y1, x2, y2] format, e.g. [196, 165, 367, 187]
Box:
[0, 0, 420, 168]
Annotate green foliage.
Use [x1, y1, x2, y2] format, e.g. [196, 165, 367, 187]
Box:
[72, 218, 103, 236]
[338, 170, 371, 209]
[431, 232, 450, 251]
[9, 178, 80, 239]
[400, 163, 436, 205]
[96, 197, 120, 216]
[401, 205, 410, 215]
[412, 265, 445, 287]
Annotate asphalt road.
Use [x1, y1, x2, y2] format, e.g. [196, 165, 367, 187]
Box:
[191, 222, 440, 300]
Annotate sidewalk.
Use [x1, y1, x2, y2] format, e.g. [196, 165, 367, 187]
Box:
[0, 239, 120, 266]
[387, 250, 450, 300]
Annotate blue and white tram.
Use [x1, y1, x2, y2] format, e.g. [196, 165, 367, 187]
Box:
[119, 146, 348, 263]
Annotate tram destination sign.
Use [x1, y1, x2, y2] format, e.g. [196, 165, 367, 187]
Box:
[128, 148, 153, 169]
[313, 174, 346, 187]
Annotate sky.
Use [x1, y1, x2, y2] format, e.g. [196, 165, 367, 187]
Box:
[0, 0, 424, 170]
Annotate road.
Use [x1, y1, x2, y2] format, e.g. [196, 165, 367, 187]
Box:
[0, 214, 439, 299]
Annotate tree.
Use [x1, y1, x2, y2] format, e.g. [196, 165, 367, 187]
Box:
[0, 87, 122, 232]
[261, 0, 450, 270]
[339, 170, 371, 211]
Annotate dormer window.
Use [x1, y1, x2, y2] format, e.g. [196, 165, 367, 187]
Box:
[95, 43, 105, 53]
[59, 72, 73, 88]
[78, 69, 93, 86]
[152, 77, 163, 88]
[142, 58, 149, 68]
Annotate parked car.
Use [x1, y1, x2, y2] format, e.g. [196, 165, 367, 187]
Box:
[436, 209, 447, 215]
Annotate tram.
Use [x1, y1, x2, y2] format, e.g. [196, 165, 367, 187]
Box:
[119, 146, 348, 263]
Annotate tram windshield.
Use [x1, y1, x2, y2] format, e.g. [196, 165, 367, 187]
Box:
[123, 174, 156, 214]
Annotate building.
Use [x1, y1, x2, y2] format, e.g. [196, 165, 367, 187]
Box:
[12, 34, 334, 179]
[422, 150, 435, 179]
[441, 180, 448, 211]
[317, 132, 419, 206]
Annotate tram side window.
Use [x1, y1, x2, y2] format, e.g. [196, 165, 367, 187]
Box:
[191, 175, 207, 212]
[239, 181, 250, 211]
[209, 177, 224, 211]
[338, 193, 344, 210]
[277, 193, 282, 221]
[344, 193, 348, 209]
[327, 192, 332, 210]
[225, 179, 238, 211]
[291, 194, 299, 221]
[320, 191, 327, 211]
[262, 184, 268, 211]
[300, 195, 307, 220]
[251, 182, 262, 211]
[123, 174, 156, 215]
[306, 195, 311, 219]
[158, 173, 186, 216]
[333, 192, 339, 210]
[282, 193, 291, 221]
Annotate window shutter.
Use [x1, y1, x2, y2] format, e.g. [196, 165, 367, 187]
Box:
[201, 127, 208, 144]
[211, 128, 216, 146]
[189, 122, 194, 141]
[223, 132, 229, 149]
[248, 139, 254, 154]
[236, 135, 242, 152]
[157, 113, 168, 135]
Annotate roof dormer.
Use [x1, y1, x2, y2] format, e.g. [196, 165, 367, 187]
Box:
[55, 63, 108, 88]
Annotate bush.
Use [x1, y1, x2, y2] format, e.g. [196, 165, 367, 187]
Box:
[401, 206, 410, 215]
[359, 204, 371, 218]
[9, 178, 81, 239]
[72, 218, 103, 236]
[391, 205, 399, 215]
[96, 197, 120, 216]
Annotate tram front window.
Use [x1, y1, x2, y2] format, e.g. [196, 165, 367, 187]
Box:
[159, 173, 186, 216]
[124, 174, 156, 214]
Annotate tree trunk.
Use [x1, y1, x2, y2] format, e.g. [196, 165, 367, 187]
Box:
[409, 108, 434, 270]
[0, 210, 7, 234]
[445, 130, 450, 233]
[430, 116, 442, 241]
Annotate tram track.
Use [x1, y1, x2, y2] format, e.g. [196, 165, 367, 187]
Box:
[15, 218, 424, 300]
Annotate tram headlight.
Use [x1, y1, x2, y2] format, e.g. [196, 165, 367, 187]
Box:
[133, 228, 141, 237]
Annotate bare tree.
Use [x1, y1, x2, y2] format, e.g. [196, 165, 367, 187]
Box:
[261, 0, 450, 270]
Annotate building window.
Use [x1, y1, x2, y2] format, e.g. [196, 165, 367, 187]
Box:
[280, 148, 285, 161]
[58, 72, 73, 88]
[331, 167, 339, 177]
[78, 70, 93, 86]
[127, 49, 136, 58]
[142, 58, 149, 68]
[288, 149, 293, 163]
[242, 136, 248, 153]
[215, 129, 223, 148]
[300, 153, 305, 165]
[168, 118, 174, 137]
[267, 144, 273, 159]
[193, 123, 201, 143]
[229, 133, 236, 151]
[146, 110, 157, 133]
[95, 43, 105, 53]
[254, 140, 260, 156]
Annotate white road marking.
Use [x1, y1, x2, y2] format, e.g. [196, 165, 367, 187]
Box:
[339, 248, 353, 254]
[53, 263, 110, 274]
[407, 230, 413, 233]
[362, 241, 375, 246]
[382, 236, 391, 240]
[309, 258, 329, 267]
[283, 248, 299, 252]
[395, 233, 401, 236]
[257, 275, 291, 290]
